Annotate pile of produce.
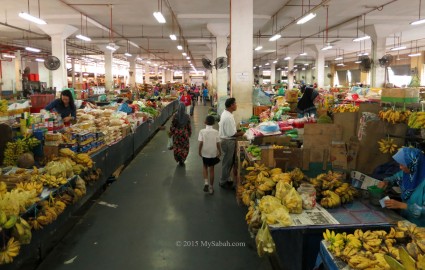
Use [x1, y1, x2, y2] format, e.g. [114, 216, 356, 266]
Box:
[379, 109, 411, 124]
[317, 115, 333, 124]
[3, 137, 40, 167]
[310, 171, 357, 208]
[246, 145, 262, 158]
[0, 100, 7, 113]
[378, 138, 399, 154]
[332, 104, 359, 113]
[408, 112, 425, 129]
[323, 221, 425, 270]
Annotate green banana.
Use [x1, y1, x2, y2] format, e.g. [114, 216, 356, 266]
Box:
[3, 215, 18, 229]
[0, 210, 7, 226]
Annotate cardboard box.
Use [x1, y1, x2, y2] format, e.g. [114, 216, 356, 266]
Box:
[253, 135, 291, 146]
[285, 90, 299, 102]
[333, 112, 359, 144]
[274, 148, 303, 170]
[381, 88, 419, 103]
[303, 124, 343, 148]
[330, 141, 347, 170]
[261, 147, 275, 167]
[253, 105, 270, 116]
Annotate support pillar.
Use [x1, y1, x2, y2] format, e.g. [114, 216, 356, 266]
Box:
[129, 57, 136, 89]
[212, 46, 217, 97]
[71, 59, 75, 88]
[154, 66, 159, 83]
[104, 51, 113, 92]
[371, 37, 387, 87]
[37, 25, 77, 93]
[14, 50, 22, 93]
[271, 62, 276, 84]
[230, 0, 253, 123]
[316, 53, 325, 88]
[258, 66, 264, 85]
[145, 65, 150, 84]
[216, 36, 228, 99]
[288, 59, 294, 89]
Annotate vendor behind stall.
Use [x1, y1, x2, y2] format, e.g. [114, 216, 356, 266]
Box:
[378, 148, 425, 226]
[44, 89, 76, 123]
[297, 85, 318, 117]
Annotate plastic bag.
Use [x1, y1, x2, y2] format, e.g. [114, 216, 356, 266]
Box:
[275, 181, 292, 202]
[167, 137, 173, 150]
[255, 221, 276, 257]
[283, 188, 303, 214]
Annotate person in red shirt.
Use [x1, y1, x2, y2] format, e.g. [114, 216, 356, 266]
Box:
[180, 90, 192, 115]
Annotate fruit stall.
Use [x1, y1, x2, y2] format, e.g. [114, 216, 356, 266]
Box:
[235, 87, 425, 270]
[0, 99, 178, 269]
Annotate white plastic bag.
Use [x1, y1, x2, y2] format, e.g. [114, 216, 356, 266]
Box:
[167, 137, 173, 150]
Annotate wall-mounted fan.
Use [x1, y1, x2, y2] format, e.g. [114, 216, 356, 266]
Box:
[327, 73, 333, 79]
[202, 58, 213, 70]
[378, 54, 393, 68]
[202, 57, 228, 70]
[359, 56, 372, 73]
[44, 56, 61, 70]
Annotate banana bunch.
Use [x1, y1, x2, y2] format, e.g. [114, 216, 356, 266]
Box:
[0, 182, 7, 195]
[75, 153, 93, 168]
[59, 148, 76, 159]
[378, 138, 398, 154]
[241, 159, 249, 168]
[289, 168, 305, 188]
[11, 218, 32, 245]
[379, 109, 411, 124]
[334, 183, 357, 204]
[323, 229, 345, 253]
[0, 100, 8, 113]
[72, 164, 86, 175]
[38, 174, 68, 188]
[3, 141, 26, 166]
[408, 112, 425, 129]
[0, 238, 20, 265]
[332, 104, 359, 113]
[0, 213, 18, 230]
[14, 182, 44, 195]
[320, 190, 341, 208]
[245, 202, 256, 224]
[272, 144, 285, 149]
[348, 252, 379, 269]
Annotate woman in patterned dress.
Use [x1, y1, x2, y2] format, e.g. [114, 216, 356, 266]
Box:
[170, 102, 192, 165]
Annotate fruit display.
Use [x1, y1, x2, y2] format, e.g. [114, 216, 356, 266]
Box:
[323, 221, 425, 270]
[14, 182, 44, 195]
[11, 217, 32, 245]
[310, 171, 357, 208]
[246, 145, 262, 158]
[75, 153, 93, 168]
[379, 109, 411, 124]
[258, 195, 292, 226]
[3, 137, 40, 167]
[317, 115, 333, 124]
[37, 174, 68, 188]
[408, 112, 425, 129]
[0, 100, 8, 113]
[332, 104, 359, 113]
[0, 189, 39, 217]
[378, 138, 399, 154]
[0, 237, 20, 265]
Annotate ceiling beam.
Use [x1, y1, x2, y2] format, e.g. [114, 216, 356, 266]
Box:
[177, 14, 270, 20]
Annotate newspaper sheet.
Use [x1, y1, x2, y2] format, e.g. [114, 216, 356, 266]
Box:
[290, 204, 340, 226]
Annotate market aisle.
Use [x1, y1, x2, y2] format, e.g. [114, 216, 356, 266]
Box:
[36, 104, 272, 270]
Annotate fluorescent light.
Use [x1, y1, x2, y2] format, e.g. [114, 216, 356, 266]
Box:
[302, 68, 306, 70]
[76, 34, 91, 42]
[188, 61, 191, 63]
[284, 66, 288, 69]
[294, 65, 298, 67]
[186, 56, 190, 60]
[177, 45, 183, 50]
[3, 54, 15, 59]
[124, 52, 132, 57]
[411, 19, 425, 25]
[147, 61, 151, 64]
[311, 67, 316, 69]
[390, 46, 407, 51]
[259, 65, 262, 68]
[169, 34, 177, 40]
[304, 63, 309, 66]
[254, 45, 263, 51]
[408, 53, 422, 57]
[297, 13, 316, 25]
[355, 60, 362, 64]
[153, 11, 166, 23]
[106, 44, 116, 51]
[335, 56, 343, 61]
[153, 63, 158, 66]
[353, 36, 370, 42]
[182, 52, 187, 56]
[284, 56, 291, 60]
[357, 52, 369, 56]
[269, 34, 281, 42]
[321, 45, 333, 51]
[136, 57, 142, 61]
[277, 68, 281, 70]
[35, 58, 45, 62]
[273, 60, 278, 64]
[299, 52, 307, 56]
[265, 63, 270, 66]
[253, 67, 256, 69]
[25, 46, 41, 53]
[337, 63, 345, 66]
[18, 12, 46, 25]
[324, 65, 329, 68]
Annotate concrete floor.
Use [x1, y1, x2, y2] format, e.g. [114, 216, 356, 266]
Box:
[36, 104, 272, 270]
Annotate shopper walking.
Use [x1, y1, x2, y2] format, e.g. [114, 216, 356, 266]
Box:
[378, 148, 425, 226]
[170, 103, 192, 166]
[189, 90, 196, 116]
[180, 90, 192, 115]
[218, 98, 245, 189]
[198, 115, 221, 194]
[202, 87, 209, 106]
[297, 85, 318, 117]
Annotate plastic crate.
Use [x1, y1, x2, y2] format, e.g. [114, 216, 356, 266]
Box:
[30, 94, 55, 113]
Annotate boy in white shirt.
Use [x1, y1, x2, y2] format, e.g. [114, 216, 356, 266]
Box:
[198, 115, 222, 194]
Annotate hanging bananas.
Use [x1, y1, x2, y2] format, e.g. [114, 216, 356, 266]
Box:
[379, 109, 411, 124]
[408, 112, 425, 129]
[332, 104, 359, 113]
[378, 138, 398, 154]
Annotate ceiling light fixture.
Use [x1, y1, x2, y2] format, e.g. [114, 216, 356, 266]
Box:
[177, 45, 183, 50]
[321, 45, 333, 51]
[125, 52, 132, 57]
[355, 60, 362, 64]
[259, 65, 262, 68]
[76, 34, 91, 42]
[284, 56, 291, 60]
[353, 36, 370, 42]
[304, 63, 309, 66]
[299, 52, 307, 56]
[147, 61, 151, 64]
[35, 58, 45, 62]
[273, 60, 278, 63]
[153, 12, 166, 24]
[297, 13, 316, 25]
[186, 56, 190, 60]
[137, 57, 142, 61]
[106, 44, 117, 51]
[302, 67, 306, 70]
[324, 65, 329, 68]
[25, 46, 41, 53]
[269, 34, 281, 42]
[265, 63, 270, 66]
[255, 45, 263, 51]
[411, 0, 425, 25]
[182, 52, 187, 56]
[169, 34, 177, 40]
[3, 54, 15, 59]
[390, 46, 407, 51]
[336, 63, 345, 66]
[154, 63, 158, 66]
[19, 12, 46, 25]
[335, 56, 343, 61]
